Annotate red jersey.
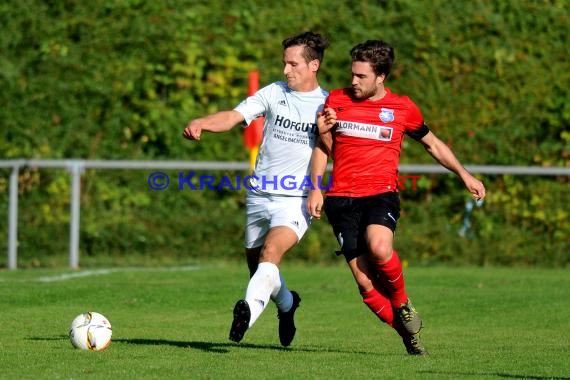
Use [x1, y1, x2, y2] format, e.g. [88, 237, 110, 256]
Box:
[325, 87, 425, 197]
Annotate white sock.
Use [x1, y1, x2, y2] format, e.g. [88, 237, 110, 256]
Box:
[245, 262, 281, 327]
[271, 273, 293, 313]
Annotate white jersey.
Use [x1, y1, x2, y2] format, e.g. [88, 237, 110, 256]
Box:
[234, 81, 328, 196]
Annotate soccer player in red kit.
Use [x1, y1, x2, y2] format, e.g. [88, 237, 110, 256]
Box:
[308, 40, 486, 355]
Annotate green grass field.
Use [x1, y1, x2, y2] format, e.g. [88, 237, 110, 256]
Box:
[0, 262, 568, 379]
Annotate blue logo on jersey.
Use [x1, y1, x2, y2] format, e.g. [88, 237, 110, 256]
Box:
[379, 108, 395, 123]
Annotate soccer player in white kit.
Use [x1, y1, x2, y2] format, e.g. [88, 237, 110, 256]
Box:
[183, 31, 330, 346]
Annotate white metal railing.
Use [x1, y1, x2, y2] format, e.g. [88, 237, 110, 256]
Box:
[1, 159, 569, 270]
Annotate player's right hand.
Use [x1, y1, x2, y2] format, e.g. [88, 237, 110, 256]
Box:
[307, 190, 324, 219]
[182, 122, 201, 140]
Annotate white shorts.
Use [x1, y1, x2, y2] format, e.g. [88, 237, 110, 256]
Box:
[245, 192, 311, 249]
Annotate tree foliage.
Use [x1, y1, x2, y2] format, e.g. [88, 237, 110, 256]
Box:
[0, 0, 568, 267]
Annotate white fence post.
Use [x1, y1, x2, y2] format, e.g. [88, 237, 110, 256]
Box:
[7, 162, 22, 270]
[68, 161, 84, 270]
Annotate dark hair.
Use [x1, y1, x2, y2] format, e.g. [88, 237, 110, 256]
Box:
[282, 31, 330, 64]
[350, 40, 395, 77]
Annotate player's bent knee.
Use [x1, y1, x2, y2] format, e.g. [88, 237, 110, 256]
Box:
[260, 244, 286, 263]
[369, 244, 393, 262]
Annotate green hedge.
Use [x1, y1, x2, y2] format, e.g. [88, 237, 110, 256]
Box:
[0, 0, 568, 267]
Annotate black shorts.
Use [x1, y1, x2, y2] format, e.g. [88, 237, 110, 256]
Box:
[324, 192, 400, 262]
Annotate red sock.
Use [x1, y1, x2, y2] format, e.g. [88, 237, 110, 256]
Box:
[374, 250, 408, 308]
[361, 288, 394, 326]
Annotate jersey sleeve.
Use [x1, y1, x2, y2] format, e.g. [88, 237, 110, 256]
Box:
[233, 83, 273, 127]
[323, 93, 332, 109]
[404, 98, 430, 141]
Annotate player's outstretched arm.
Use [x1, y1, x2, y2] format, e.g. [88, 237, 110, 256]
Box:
[419, 131, 486, 200]
[183, 110, 244, 141]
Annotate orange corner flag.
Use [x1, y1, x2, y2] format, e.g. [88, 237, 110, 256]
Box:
[243, 70, 264, 171]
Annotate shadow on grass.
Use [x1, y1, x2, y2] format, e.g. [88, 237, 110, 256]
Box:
[27, 335, 387, 356]
[420, 371, 570, 380]
[112, 337, 379, 356]
[114, 338, 280, 353]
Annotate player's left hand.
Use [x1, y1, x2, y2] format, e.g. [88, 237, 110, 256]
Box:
[317, 107, 337, 134]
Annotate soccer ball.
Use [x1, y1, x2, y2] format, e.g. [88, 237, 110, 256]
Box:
[69, 312, 112, 351]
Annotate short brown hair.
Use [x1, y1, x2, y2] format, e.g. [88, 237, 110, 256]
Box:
[282, 31, 330, 64]
[350, 40, 395, 78]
